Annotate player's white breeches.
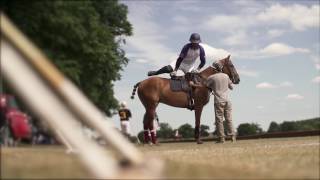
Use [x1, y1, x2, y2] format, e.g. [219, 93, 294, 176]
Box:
[170, 61, 195, 73]
[120, 121, 130, 135]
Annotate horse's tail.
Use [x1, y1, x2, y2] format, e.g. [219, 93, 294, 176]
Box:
[130, 82, 141, 99]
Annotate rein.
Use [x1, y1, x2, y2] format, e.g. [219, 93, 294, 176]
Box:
[191, 67, 219, 91]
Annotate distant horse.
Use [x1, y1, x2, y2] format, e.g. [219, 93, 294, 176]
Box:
[131, 55, 240, 144]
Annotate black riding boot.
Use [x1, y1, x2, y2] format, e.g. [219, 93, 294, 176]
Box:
[147, 65, 173, 76]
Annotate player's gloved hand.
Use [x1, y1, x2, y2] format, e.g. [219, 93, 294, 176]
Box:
[170, 71, 177, 77]
[191, 68, 200, 73]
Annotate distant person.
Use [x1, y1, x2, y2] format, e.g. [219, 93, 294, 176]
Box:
[147, 33, 206, 77]
[206, 63, 236, 143]
[174, 129, 181, 141]
[118, 101, 132, 137]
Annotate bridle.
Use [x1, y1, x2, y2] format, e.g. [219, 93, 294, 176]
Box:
[211, 58, 236, 83]
[189, 57, 237, 89]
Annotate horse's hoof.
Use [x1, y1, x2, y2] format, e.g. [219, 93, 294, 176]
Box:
[196, 140, 203, 144]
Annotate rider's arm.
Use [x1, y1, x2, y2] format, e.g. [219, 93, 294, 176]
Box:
[197, 46, 206, 70]
[128, 109, 132, 118]
[174, 57, 183, 71]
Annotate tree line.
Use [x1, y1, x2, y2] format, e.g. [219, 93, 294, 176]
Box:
[139, 117, 320, 140]
[237, 117, 319, 136]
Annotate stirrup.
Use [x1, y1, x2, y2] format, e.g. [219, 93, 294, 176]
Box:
[187, 98, 194, 110]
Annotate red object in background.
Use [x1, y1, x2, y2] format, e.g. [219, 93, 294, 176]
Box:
[0, 94, 31, 139]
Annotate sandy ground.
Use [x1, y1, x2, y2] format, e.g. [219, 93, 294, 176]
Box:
[1, 136, 319, 179]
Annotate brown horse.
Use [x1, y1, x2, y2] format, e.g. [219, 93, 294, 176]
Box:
[131, 55, 240, 144]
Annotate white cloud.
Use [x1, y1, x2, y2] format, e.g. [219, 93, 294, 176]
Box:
[172, 16, 188, 24]
[124, 3, 176, 67]
[286, 94, 304, 100]
[201, 4, 317, 56]
[311, 76, 320, 83]
[310, 55, 320, 70]
[202, 3, 319, 47]
[203, 15, 253, 46]
[256, 82, 276, 89]
[257, 105, 265, 109]
[203, 4, 319, 33]
[200, 43, 230, 61]
[279, 81, 293, 87]
[233, 0, 262, 7]
[256, 81, 294, 89]
[316, 64, 320, 70]
[135, 58, 148, 63]
[124, 3, 234, 67]
[267, 29, 285, 38]
[238, 69, 259, 77]
[203, 15, 252, 33]
[223, 31, 248, 46]
[174, 1, 201, 12]
[257, 4, 320, 31]
[232, 42, 310, 59]
[260, 43, 310, 56]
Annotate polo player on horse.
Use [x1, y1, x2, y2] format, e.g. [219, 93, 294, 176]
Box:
[147, 33, 206, 77]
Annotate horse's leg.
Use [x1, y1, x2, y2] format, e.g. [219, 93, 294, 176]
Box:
[143, 113, 151, 144]
[194, 106, 204, 144]
[143, 107, 157, 144]
[147, 109, 157, 144]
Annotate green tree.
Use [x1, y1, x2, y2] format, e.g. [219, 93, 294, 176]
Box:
[178, 123, 194, 138]
[267, 121, 280, 133]
[280, 121, 299, 132]
[291, 118, 320, 131]
[200, 124, 210, 137]
[1, 0, 132, 116]
[275, 118, 320, 132]
[157, 123, 173, 139]
[237, 123, 263, 136]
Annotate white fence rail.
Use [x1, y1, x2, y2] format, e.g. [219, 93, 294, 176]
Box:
[0, 13, 162, 179]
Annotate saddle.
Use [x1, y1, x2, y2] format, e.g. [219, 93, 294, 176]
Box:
[169, 72, 201, 110]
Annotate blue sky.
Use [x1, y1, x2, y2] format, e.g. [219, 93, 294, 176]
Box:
[113, 0, 320, 135]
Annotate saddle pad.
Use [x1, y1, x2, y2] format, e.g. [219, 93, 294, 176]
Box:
[170, 79, 190, 92]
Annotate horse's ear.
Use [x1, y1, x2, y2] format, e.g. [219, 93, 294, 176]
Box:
[227, 55, 231, 59]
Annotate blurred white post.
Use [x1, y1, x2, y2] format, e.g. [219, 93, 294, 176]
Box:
[1, 37, 118, 178]
[55, 130, 76, 154]
[0, 13, 143, 166]
[1, 13, 163, 179]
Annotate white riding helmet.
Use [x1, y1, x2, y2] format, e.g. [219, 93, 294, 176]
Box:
[120, 101, 127, 108]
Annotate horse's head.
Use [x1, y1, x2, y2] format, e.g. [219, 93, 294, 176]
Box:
[213, 55, 240, 84]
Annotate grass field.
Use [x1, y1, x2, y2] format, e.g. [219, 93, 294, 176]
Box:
[1, 136, 319, 179]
